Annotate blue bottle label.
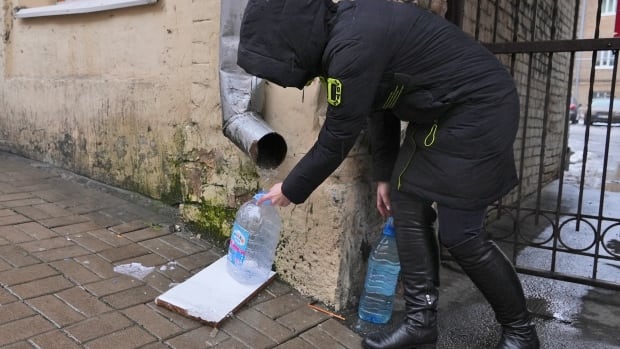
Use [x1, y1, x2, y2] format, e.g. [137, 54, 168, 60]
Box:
[228, 222, 250, 266]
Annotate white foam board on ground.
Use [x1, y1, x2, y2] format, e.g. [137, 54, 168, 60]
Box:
[155, 256, 276, 326]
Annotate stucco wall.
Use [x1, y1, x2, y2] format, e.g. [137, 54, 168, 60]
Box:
[0, 0, 228, 203]
[0, 0, 578, 311]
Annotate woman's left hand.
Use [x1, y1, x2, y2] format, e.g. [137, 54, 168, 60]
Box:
[376, 181, 392, 218]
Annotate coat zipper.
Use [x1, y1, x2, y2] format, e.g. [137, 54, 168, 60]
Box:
[397, 129, 416, 190]
[397, 121, 439, 190]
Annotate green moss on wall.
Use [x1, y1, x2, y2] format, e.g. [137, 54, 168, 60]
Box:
[160, 126, 186, 205]
[160, 171, 183, 205]
[190, 199, 237, 244]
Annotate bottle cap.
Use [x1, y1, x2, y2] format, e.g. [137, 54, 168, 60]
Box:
[383, 217, 395, 237]
[253, 191, 272, 205]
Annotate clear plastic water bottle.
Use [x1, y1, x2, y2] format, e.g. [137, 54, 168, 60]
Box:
[226, 191, 282, 285]
[358, 217, 400, 324]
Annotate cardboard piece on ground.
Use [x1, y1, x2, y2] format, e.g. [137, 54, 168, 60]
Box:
[155, 256, 276, 327]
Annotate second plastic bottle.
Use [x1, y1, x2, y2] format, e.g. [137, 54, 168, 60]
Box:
[358, 217, 401, 324]
[226, 191, 282, 285]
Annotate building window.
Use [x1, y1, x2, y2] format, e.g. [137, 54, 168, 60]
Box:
[602, 0, 617, 15]
[596, 50, 616, 68]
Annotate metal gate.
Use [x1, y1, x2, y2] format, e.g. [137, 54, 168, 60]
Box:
[450, 0, 620, 290]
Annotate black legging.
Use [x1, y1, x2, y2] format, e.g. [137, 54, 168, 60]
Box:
[391, 190, 487, 248]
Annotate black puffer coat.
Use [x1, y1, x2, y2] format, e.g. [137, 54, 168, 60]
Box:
[238, 0, 519, 209]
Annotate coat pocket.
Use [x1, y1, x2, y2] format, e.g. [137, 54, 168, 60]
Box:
[392, 73, 454, 124]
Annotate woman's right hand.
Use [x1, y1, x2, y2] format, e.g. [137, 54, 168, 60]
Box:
[257, 182, 291, 207]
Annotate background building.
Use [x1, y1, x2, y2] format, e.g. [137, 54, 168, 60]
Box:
[573, 0, 619, 115]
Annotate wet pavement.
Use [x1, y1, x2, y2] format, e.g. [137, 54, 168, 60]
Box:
[566, 123, 620, 192]
[344, 261, 620, 349]
[1, 150, 619, 348]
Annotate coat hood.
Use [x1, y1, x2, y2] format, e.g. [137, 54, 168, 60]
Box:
[237, 0, 333, 89]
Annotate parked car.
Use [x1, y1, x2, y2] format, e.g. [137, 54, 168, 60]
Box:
[587, 97, 620, 125]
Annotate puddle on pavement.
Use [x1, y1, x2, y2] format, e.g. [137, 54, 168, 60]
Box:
[606, 239, 620, 255]
[575, 288, 620, 343]
[528, 297, 575, 324]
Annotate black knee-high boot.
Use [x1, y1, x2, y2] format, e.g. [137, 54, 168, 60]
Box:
[448, 236, 540, 349]
[362, 200, 439, 349]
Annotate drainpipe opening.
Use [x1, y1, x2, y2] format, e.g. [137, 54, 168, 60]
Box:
[223, 111, 287, 169]
[253, 132, 287, 169]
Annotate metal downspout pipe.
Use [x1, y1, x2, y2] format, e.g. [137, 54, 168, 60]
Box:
[219, 0, 287, 169]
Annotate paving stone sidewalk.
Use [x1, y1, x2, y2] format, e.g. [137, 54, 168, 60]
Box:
[4, 151, 620, 349]
[0, 151, 362, 348]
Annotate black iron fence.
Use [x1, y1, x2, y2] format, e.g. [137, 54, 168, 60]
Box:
[459, 0, 620, 290]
